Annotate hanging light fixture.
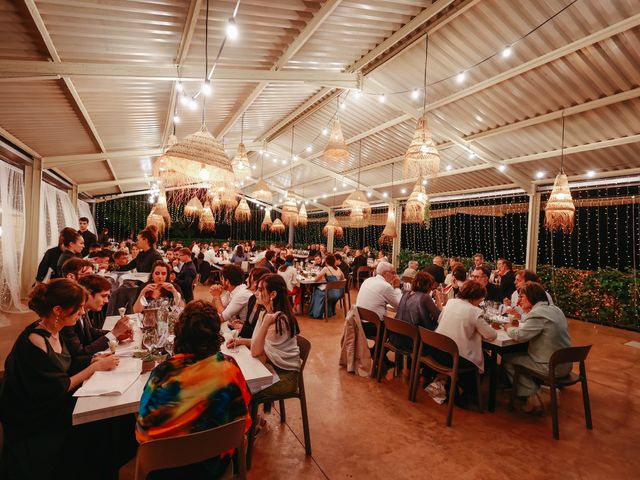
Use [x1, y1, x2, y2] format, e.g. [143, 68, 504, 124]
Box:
[298, 202, 308, 226]
[281, 126, 298, 225]
[404, 33, 440, 180]
[545, 113, 575, 233]
[271, 217, 286, 234]
[261, 208, 273, 231]
[199, 201, 216, 231]
[234, 197, 251, 222]
[343, 139, 371, 227]
[380, 163, 397, 244]
[184, 195, 204, 218]
[146, 207, 166, 233]
[404, 181, 429, 225]
[153, 187, 171, 228]
[252, 147, 273, 203]
[323, 98, 349, 162]
[232, 113, 251, 180]
[323, 178, 343, 239]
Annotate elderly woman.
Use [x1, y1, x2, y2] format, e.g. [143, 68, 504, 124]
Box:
[136, 300, 251, 479]
[401, 260, 419, 279]
[502, 282, 571, 413]
[133, 260, 183, 313]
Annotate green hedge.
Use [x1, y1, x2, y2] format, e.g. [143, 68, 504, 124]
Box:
[398, 249, 640, 330]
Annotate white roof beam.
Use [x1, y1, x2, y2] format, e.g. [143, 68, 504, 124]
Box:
[43, 148, 164, 169]
[78, 177, 150, 192]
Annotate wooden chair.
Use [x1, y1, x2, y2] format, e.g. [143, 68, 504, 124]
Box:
[509, 345, 593, 440]
[411, 328, 483, 426]
[377, 316, 420, 399]
[357, 307, 385, 379]
[344, 275, 352, 309]
[246, 335, 312, 468]
[127, 418, 247, 480]
[323, 280, 347, 322]
[355, 266, 370, 289]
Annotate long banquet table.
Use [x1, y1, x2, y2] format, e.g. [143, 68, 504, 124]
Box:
[72, 315, 275, 425]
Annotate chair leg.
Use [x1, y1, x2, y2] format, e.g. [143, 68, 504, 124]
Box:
[407, 353, 418, 401]
[581, 372, 593, 430]
[371, 327, 383, 378]
[299, 393, 312, 456]
[475, 370, 483, 412]
[509, 367, 521, 411]
[279, 399, 286, 423]
[324, 293, 328, 322]
[376, 346, 386, 383]
[246, 402, 260, 469]
[549, 384, 560, 440]
[446, 374, 457, 427]
[236, 435, 247, 479]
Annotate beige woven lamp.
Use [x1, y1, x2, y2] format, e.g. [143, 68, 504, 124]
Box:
[271, 217, 286, 234]
[252, 148, 273, 203]
[323, 100, 349, 162]
[404, 182, 428, 224]
[403, 34, 440, 180]
[343, 139, 371, 227]
[322, 217, 344, 239]
[198, 201, 216, 232]
[545, 114, 575, 233]
[231, 114, 251, 181]
[234, 197, 251, 222]
[261, 208, 273, 231]
[184, 196, 203, 218]
[379, 207, 397, 244]
[281, 127, 299, 226]
[298, 202, 308, 227]
[153, 188, 171, 228]
[146, 207, 165, 233]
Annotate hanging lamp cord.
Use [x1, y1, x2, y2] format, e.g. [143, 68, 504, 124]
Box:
[560, 112, 566, 173]
[422, 33, 429, 119]
[202, 0, 210, 125]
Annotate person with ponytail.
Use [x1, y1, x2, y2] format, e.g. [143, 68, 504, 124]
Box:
[0, 279, 119, 478]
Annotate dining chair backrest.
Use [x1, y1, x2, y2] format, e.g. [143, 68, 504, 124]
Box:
[382, 315, 419, 341]
[326, 280, 346, 291]
[550, 345, 591, 370]
[134, 418, 246, 480]
[357, 306, 381, 328]
[419, 327, 459, 358]
[297, 335, 312, 371]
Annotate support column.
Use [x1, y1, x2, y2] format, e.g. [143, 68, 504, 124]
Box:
[326, 210, 335, 252]
[21, 157, 43, 295]
[525, 192, 541, 271]
[69, 184, 78, 213]
[288, 218, 295, 246]
[392, 201, 403, 269]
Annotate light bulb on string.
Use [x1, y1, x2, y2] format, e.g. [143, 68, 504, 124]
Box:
[502, 46, 512, 58]
[176, 81, 184, 93]
[322, 127, 328, 136]
[306, 145, 312, 153]
[188, 98, 198, 110]
[378, 93, 386, 103]
[411, 88, 420, 100]
[201, 79, 212, 96]
[226, 17, 239, 40]
[172, 114, 181, 124]
[456, 71, 467, 84]
[354, 89, 362, 99]
[179, 95, 189, 107]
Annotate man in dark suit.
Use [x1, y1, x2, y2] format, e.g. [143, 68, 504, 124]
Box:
[61, 275, 132, 373]
[496, 258, 516, 300]
[470, 264, 502, 303]
[257, 250, 277, 273]
[123, 228, 163, 273]
[79, 217, 97, 257]
[423, 255, 446, 285]
[351, 249, 369, 286]
[174, 247, 197, 303]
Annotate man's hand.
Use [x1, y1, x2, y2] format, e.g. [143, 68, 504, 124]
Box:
[209, 284, 224, 297]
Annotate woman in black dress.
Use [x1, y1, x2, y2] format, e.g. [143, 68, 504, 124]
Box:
[0, 279, 119, 479]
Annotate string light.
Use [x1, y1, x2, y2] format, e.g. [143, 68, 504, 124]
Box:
[176, 81, 184, 93]
[378, 94, 386, 103]
[322, 127, 329, 136]
[501, 46, 512, 58]
[587, 170, 596, 178]
[226, 17, 239, 40]
[306, 145, 313, 152]
[456, 71, 466, 84]
[201, 79, 212, 96]
[536, 171, 545, 179]
[180, 95, 189, 107]
[411, 88, 420, 100]
[172, 114, 180, 124]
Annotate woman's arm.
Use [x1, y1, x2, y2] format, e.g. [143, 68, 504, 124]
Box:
[314, 267, 327, 282]
[250, 313, 277, 357]
[67, 354, 119, 391]
[474, 314, 498, 341]
[133, 286, 152, 313]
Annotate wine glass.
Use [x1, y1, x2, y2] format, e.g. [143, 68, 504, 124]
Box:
[229, 329, 239, 353]
[142, 329, 159, 354]
[164, 335, 175, 357]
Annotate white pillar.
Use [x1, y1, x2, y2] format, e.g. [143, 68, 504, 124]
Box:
[21, 157, 43, 294]
[525, 192, 541, 271]
[391, 201, 402, 268]
[327, 210, 335, 252]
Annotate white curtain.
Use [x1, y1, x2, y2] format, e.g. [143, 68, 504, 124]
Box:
[78, 200, 97, 234]
[39, 183, 79, 261]
[0, 161, 27, 312]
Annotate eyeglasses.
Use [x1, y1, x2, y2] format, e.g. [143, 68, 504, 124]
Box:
[470, 274, 486, 280]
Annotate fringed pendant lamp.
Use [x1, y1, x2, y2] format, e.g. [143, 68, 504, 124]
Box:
[298, 202, 308, 226]
[404, 34, 440, 180]
[234, 197, 251, 222]
[184, 196, 203, 218]
[404, 182, 429, 225]
[343, 139, 371, 227]
[146, 207, 166, 233]
[379, 163, 397, 244]
[545, 114, 575, 233]
[153, 188, 171, 228]
[261, 208, 273, 231]
[323, 98, 349, 162]
[271, 218, 286, 234]
[199, 202, 216, 232]
[281, 126, 299, 225]
[322, 218, 343, 239]
[231, 113, 251, 181]
[252, 146, 273, 203]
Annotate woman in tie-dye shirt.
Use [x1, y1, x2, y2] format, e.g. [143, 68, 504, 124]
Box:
[136, 300, 251, 479]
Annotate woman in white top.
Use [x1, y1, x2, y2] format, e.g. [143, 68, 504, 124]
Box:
[278, 254, 301, 309]
[308, 253, 344, 318]
[433, 280, 497, 406]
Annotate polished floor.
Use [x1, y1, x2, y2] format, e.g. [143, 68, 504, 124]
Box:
[1, 287, 639, 479]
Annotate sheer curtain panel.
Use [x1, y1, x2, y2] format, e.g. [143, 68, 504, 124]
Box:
[39, 183, 79, 260]
[0, 161, 27, 312]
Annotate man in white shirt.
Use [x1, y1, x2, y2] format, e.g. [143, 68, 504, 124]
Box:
[209, 264, 253, 322]
[356, 261, 402, 331]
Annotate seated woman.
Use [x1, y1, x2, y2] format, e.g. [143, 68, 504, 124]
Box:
[308, 253, 344, 319]
[227, 267, 271, 339]
[230, 244, 248, 265]
[133, 260, 184, 313]
[502, 282, 572, 413]
[136, 300, 251, 479]
[278, 254, 301, 310]
[391, 272, 443, 352]
[442, 265, 467, 304]
[0, 279, 118, 478]
[373, 249, 389, 266]
[433, 280, 497, 406]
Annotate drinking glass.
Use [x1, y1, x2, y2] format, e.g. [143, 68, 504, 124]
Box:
[164, 335, 175, 356]
[229, 329, 239, 353]
[142, 329, 159, 354]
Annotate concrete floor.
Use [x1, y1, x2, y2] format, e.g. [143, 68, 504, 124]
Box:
[2, 286, 639, 479]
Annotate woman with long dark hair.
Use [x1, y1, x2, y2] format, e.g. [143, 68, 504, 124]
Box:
[133, 260, 183, 313]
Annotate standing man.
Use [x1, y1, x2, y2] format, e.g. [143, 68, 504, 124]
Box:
[56, 229, 85, 277]
[496, 258, 516, 300]
[79, 217, 97, 257]
[174, 247, 197, 303]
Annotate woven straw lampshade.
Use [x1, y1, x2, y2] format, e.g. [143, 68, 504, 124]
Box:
[343, 190, 371, 227]
[297, 203, 308, 227]
[153, 189, 171, 228]
[252, 178, 273, 204]
[545, 172, 575, 233]
[323, 118, 349, 161]
[184, 196, 203, 218]
[271, 218, 286, 234]
[198, 202, 216, 232]
[208, 186, 238, 211]
[379, 208, 397, 244]
[404, 183, 429, 224]
[234, 197, 251, 222]
[404, 117, 440, 179]
[146, 207, 165, 233]
[322, 218, 344, 239]
[261, 208, 273, 231]
[231, 143, 251, 180]
[281, 192, 298, 226]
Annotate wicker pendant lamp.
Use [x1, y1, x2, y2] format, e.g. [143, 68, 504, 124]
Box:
[404, 34, 440, 180]
[199, 201, 216, 231]
[261, 208, 273, 231]
[271, 217, 286, 234]
[153, 188, 171, 228]
[252, 148, 273, 203]
[343, 139, 371, 227]
[404, 182, 429, 224]
[322, 218, 344, 239]
[379, 163, 397, 244]
[298, 202, 308, 226]
[231, 113, 251, 180]
[234, 197, 251, 222]
[323, 98, 349, 161]
[184, 196, 203, 218]
[146, 207, 166, 233]
[281, 126, 299, 225]
[545, 114, 575, 233]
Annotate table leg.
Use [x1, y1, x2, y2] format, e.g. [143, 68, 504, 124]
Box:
[488, 345, 498, 413]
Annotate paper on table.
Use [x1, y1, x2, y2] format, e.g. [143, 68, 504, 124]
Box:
[73, 358, 142, 397]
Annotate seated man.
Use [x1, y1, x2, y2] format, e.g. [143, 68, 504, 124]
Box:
[334, 253, 350, 280]
[61, 275, 132, 373]
[470, 264, 502, 303]
[61, 257, 95, 281]
[423, 255, 446, 285]
[355, 262, 402, 339]
[110, 250, 130, 271]
[257, 250, 277, 273]
[351, 249, 369, 284]
[401, 260, 419, 279]
[209, 264, 253, 322]
[496, 258, 516, 300]
[174, 247, 197, 303]
[504, 270, 553, 319]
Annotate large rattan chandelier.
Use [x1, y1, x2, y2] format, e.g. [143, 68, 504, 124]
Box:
[404, 182, 429, 225]
[545, 114, 575, 233]
[323, 98, 349, 162]
[261, 208, 273, 231]
[297, 202, 308, 226]
[404, 34, 440, 180]
[234, 197, 251, 222]
[271, 217, 286, 234]
[184, 195, 203, 218]
[343, 139, 371, 227]
[199, 201, 215, 231]
[380, 163, 397, 244]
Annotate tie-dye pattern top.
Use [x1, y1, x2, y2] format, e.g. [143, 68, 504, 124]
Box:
[136, 351, 251, 476]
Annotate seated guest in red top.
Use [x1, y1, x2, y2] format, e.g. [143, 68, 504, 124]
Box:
[61, 275, 133, 373]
